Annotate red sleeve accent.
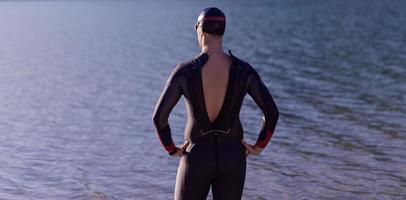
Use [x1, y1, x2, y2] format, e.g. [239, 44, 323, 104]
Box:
[156, 132, 176, 153]
[164, 142, 176, 152]
[254, 130, 273, 148]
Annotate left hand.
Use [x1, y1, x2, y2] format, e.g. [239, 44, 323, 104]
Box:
[242, 139, 264, 157]
[171, 140, 190, 157]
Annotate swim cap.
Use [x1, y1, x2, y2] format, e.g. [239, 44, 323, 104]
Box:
[195, 7, 226, 36]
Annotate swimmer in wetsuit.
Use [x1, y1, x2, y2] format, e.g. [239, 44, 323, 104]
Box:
[152, 7, 279, 200]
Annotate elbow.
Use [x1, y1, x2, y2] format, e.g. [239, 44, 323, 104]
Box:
[152, 112, 160, 128]
[267, 109, 279, 123]
[152, 110, 168, 129]
[152, 108, 170, 130]
[275, 106, 279, 119]
[263, 108, 279, 124]
[268, 104, 279, 122]
[274, 106, 279, 122]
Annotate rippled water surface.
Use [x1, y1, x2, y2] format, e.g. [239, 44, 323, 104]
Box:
[0, 0, 405, 199]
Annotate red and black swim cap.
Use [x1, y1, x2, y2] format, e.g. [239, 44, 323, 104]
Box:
[195, 7, 226, 36]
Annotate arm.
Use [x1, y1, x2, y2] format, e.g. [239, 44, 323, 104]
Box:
[152, 67, 183, 154]
[247, 69, 279, 149]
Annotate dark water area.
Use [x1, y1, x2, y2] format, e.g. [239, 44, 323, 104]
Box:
[0, 0, 405, 199]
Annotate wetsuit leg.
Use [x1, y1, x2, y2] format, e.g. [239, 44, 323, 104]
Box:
[174, 142, 216, 200]
[212, 137, 247, 200]
[212, 173, 246, 200]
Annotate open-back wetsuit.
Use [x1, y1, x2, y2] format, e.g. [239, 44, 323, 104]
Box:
[152, 50, 279, 200]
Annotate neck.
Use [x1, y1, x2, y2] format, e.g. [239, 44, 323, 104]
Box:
[201, 37, 224, 56]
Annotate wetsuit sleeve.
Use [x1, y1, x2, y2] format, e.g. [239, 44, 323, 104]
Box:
[247, 69, 279, 149]
[152, 67, 183, 154]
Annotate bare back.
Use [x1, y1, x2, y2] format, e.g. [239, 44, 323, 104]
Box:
[201, 53, 233, 123]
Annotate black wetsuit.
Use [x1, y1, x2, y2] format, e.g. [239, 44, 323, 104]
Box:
[152, 51, 279, 200]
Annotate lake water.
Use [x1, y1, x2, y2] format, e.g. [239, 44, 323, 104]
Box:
[0, 0, 405, 199]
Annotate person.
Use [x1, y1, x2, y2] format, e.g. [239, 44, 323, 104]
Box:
[152, 7, 279, 200]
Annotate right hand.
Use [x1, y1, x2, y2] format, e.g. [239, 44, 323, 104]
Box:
[171, 140, 190, 157]
[242, 139, 264, 157]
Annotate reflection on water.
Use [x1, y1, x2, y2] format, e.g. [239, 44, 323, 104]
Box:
[0, 0, 405, 199]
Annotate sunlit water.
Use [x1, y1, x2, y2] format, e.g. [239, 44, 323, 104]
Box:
[0, 0, 405, 199]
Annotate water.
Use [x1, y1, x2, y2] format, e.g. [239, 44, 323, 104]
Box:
[0, 0, 405, 199]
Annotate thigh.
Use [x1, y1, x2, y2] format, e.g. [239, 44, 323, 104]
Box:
[212, 139, 247, 200]
[174, 144, 216, 200]
[211, 164, 246, 200]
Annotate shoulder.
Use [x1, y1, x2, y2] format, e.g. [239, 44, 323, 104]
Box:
[170, 53, 209, 76]
[167, 58, 192, 80]
[229, 51, 260, 78]
[167, 54, 204, 84]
